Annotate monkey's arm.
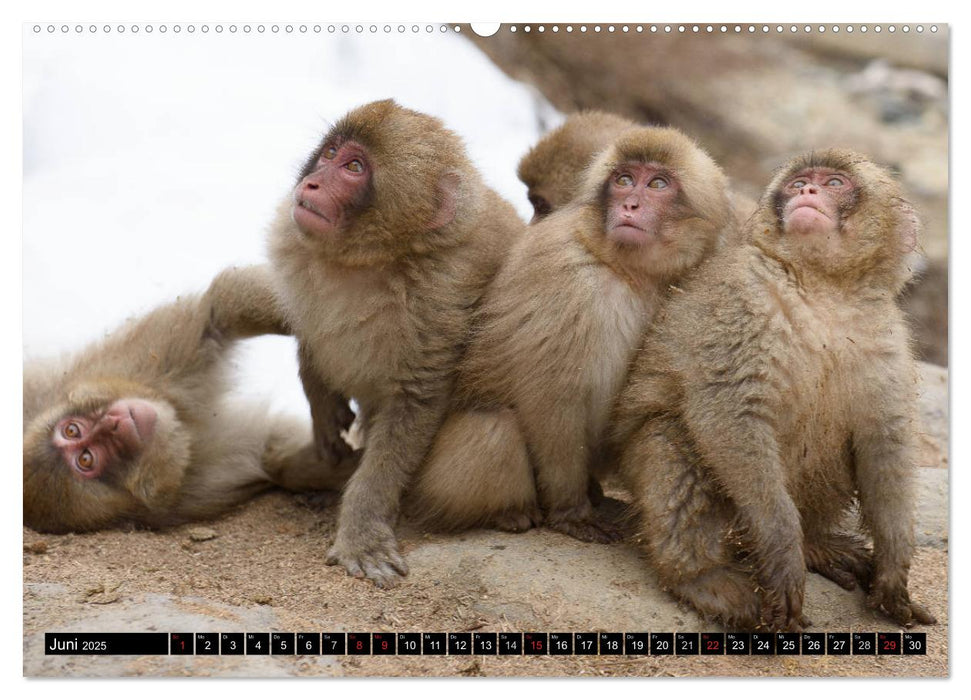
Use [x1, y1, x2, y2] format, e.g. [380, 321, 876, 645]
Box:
[327, 376, 451, 587]
[204, 264, 291, 340]
[852, 358, 936, 626]
[297, 341, 355, 462]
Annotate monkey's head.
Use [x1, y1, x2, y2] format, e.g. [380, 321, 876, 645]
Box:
[23, 379, 190, 533]
[286, 99, 479, 266]
[752, 149, 921, 292]
[517, 111, 637, 223]
[576, 126, 732, 281]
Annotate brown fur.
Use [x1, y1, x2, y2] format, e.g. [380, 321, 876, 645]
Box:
[23, 265, 354, 533]
[268, 100, 524, 586]
[409, 126, 733, 542]
[614, 149, 936, 630]
[519, 110, 758, 227]
[518, 111, 637, 220]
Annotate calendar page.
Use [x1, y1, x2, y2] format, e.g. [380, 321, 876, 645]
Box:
[22, 21, 948, 678]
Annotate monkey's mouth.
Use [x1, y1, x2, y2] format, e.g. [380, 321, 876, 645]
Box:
[610, 222, 654, 246]
[297, 199, 333, 224]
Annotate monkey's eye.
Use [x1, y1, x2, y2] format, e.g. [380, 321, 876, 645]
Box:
[345, 159, 364, 174]
[825, 176, 845, 187]
[323, 146, 338, 160]
[615, 173, 635, 187]
[63, 423, 81, 439]
[647, 177, 669, 189]
[790, 179, 808, 189]
[77, 450, 94, 471]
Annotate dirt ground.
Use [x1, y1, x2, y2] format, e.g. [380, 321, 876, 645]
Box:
[22, 366, 949, 679]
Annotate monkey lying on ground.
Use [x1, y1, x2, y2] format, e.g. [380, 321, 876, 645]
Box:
[408, 126, 734, 542]
[269, 99, 524, 587]
[613, 149, 937, 631]
[23, 265, 356, 533]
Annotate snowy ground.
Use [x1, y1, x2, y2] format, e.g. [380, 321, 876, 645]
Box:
[23, 25, 559, 417]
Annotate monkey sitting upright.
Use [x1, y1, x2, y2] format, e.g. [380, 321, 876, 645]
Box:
[269, 99, 524, 587]
[613, 150, 937, 631]
[408, 126, 734, 542]
[23, 265, 356, 533]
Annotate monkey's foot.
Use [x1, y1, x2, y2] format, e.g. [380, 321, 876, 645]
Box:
[492, 507, 541, 533]
[545, 503, 625, 544]
[325, 528, 409, 588]
[805, 532, 873, 591]
[665, 566, 761, 630]
[867, 577, 937, 626]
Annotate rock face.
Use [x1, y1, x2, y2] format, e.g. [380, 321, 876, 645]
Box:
[466, 26, 948, 366]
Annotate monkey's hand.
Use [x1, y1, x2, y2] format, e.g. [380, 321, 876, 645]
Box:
[545, 501, 626, 544]
[326, 520, 408, 589]
[757, 547, 811, 632]
[805, 533, 873, 591]
[867, 573, 937, 626]
[310, 398, 356, 462]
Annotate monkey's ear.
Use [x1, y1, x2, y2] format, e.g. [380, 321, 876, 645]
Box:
[427, 172, 460, 230]
[892, 197, 921, 253]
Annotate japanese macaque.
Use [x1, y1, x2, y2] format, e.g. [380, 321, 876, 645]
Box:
[268, 100, 524, 587]
[518, 110, 758, 226]
[613, 150, 937, 631]
[23, 265, 356, 534]
[518, 110, 636, 221]
[408, 126, 733, 542]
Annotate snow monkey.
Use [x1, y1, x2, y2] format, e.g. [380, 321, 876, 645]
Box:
[23, 265, 356, 533]
[409, 126, 733, 542]
[613, 149, 937, 631]
[269, 100, 524, 587]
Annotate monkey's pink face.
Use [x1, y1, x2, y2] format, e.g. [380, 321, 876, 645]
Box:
[292, 141, 371, 237]
[51, 398, 158, 479]
[604, 163, 680, 247]
[780, 168, 856, 237]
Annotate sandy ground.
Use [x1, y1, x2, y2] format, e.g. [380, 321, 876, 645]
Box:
[23, 366, 949, 678]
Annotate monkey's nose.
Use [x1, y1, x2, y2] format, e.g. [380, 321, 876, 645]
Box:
[800, 184, 819, 195]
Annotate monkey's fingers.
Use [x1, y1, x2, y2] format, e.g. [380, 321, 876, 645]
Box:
[867, 585, 937, 626]
[325, 540, 409, 588]
[492, 509, 541, 533]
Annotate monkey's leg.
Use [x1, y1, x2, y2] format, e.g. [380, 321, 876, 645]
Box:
[408, 409, 539, 532]
[205, 265, 292, 339]
[261, 414, 360, 492]
[622, 416, 762, 630]
[853, 385, 936, 626]
[519, 403, 623, 544]
[684, 388, 809, 631]
[803, 530, 873, 591]
[326, 388, 450, 587]
[297, 341, 355, 462]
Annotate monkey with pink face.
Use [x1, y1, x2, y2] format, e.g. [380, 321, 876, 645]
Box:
[613, 150, 937, 631]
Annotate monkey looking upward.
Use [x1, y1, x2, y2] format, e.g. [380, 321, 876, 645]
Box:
[23, 265, 355, 533]
[269, 100, 524, 587]
[613, 150, 936, 630]
[519, 110, 758, 227]
[409, 126, 733, 541]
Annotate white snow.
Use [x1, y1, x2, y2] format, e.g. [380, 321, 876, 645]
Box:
[23, 26, 561, 417]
